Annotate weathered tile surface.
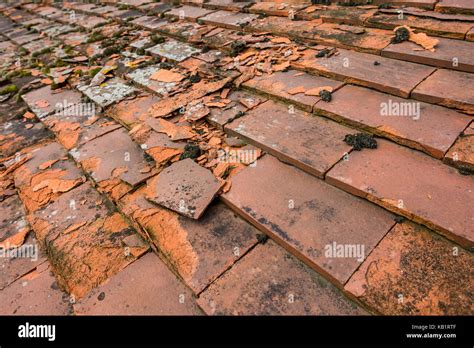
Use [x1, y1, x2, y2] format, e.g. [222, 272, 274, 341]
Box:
[222, 155, 395, 284]
[74, 253, 202, 315]
[225, 100, 353, 178]
[120, 187, 259, 293]
[145, 158, 221, 219]
[382, 37, 474, 73]
[198, 241, 368, 315]
[29, 183, 148, 299]
[412, 69, 474, 114]
[243, 70, 343, 112]
[78, 78, 137, 108]
[327, 139, 474, 248]
[314, 84, 472, 158]
[0, 262, 71, 315]
[146, 39, 201, 62]
[22, 86, 83, 119]
[345, 222, 474, 315]
[293, 48, 436, 98]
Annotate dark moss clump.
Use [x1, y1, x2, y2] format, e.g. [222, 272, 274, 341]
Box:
[343, 133, 377, 151]
[150, 34, 165, 44]
[315, 48, 330, 58]
[391, 27, 410, 44]
[229, 40, 247, 57]
[179, 143, 202, 160]
[189, 74, 201, 83]
[319, 89, 332, 102]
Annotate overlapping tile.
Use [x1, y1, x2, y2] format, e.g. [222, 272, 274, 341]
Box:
[382, 37, 474, 73]
[70, 127, 156, 200]
[222, 155, 395, 285]
[120, 187, 259, 293]
[293, 48, 436, 98]
[412, 69, 474, 114]
[74, 253, 202, 315]
[225, 100, 353, 178]
[326, 139, 474, 248]
[314, 84, 472, 158]
[198, 241, 367, 315]
[0, 262, 71, 315]
[345, 221, 473, 315]
[29, 182, 148, 299]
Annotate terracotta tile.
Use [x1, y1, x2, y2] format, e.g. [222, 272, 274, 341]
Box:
[200, 10, 259, 30]
[22, 86, 83, 119]
[126, 65, 183, 96]
[307, 23, 393, 54]
[29, 182, 148, 299]
[0, 262, 71, 315]
[297, 6, 377, 26]
[367, 13, 472, 40]
[314, 84, 472, 158]
[0, 118, 52, 158]
[372, 0, 437, 9]
[74, 253, 202, 315]
[146, 39, 201, 62]
[146, 158, 221, 219]
[326, 139, 474, 248]
[166, 5, 216, 21]
[248, 2, 308, 17]
[467, 27, 474, 41]
[145, 77, 232, 117]
[345, 221, 473, 315]
[207, 90, 266, 129]
[71, 127, 156, 195]
[120, 188, 259, 293]
[225, 100, 353, 178]
[247, 16, 323, 42]
[221, 155, 395, 284]
[130, 16, 168, 30]
[43, 111, 121, 150]
[412, 69, 474, 114]
[0, 233, 46, 290]
[444, 122, 474, 172]
[243, 69, 343, 112]
[106, 93, 161, 128]
[382, 37, 474, 73]
[78, 78, 137, 108]
[129, 126, 186, 165]
[158, 21, 215, 43]
[198, 241, 367, 315]
[293, 48, 435, 98]
[436, 0, 474, 14]
[205, 0, 253, 12]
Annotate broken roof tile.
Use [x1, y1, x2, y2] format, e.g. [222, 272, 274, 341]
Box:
[29, 182, 148, 299]
[78, 78, 137, 108]
[243, 70, 343, 112]
[120, 187, 259, 293]
[145, 158, 221, 219]
[146, 39, 201, 62]
[70, 127, 156, 190]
